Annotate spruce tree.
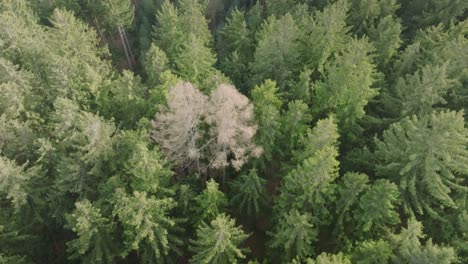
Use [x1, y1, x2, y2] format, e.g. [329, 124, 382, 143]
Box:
[269, 210, 317, 262]
[230, 169, 267, 216]
[189, 214, 249, 264]
[66, 200, 116, 263]
[193, 179, 228, 225]
[251, 13, 300, 90]
[375, 111, 468, 219]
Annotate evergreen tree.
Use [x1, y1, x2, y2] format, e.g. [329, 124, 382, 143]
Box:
[275, 116, 339, 219]
[390, 219, 457, 264]
[394, 63, 454, 117]
[280, 100, 312, 158]
[175, 33, 216, 90]
[298, 0, 350, 73]
[367, 15, 402, 70]
[153, 0, 182, 63]
[66, 200, 116, 263]
[112, 188, 180, 262]
[354, 180, 400, 236]
[0, 156, 29, 210]
[313, 37, 378, 130]
[251, 13, 300, 90]
[220, 8, 253, 90]
[334, 172, 369, 237]
[230, 169, 267, 216]
[375, 111, 468, 219]
[143, 43, 169, 88]
[269, 210, 317, 262]
[189, 214, 249, 264]
[193, 179, 228, 225]
[251, 80, 282, 162]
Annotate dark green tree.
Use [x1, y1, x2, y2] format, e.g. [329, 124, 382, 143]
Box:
[269, 210, 317, 262]
[375, 111, 468, 219]
[230, 169, 267, 216]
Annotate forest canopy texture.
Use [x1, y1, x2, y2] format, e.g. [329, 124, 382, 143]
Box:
[0, 0, 467, 263]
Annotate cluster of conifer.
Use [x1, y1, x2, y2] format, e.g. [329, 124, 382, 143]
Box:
[0, 0, 467, 263]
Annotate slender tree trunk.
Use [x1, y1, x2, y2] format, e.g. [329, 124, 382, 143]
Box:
[94, 18, 107, 44]
[122, 28, 135, 63]
[118, 25, 133, 70]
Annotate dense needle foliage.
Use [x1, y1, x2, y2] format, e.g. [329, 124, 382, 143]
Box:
[0, 0, 467, 263]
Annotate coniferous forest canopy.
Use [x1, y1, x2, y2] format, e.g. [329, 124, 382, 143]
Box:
[0, 0, 467, 263]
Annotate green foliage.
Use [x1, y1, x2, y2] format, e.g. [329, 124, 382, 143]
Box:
[351, 239, 393, 264]
[394, 63, 455, 117]
[99, 0, 134, 28]
[66, 200, 116, 263]
[144, 44, 169, 87]
[230, 169, 267, 216]
[305, 252, 352, 264]
[269, 210, 317, 262]
[189, 214, 249, 264]
[275, 116, 339, 220]
[252, 13, 300, 90]
[112, 188, 180, 261]
[401, 0, 467, 33]
[220, 8, 253, 90]
[367, 15, 402, 69]
[298, 0, 350, 72]
[280, 100, 312, 157]
[251, 79, 282, 161]
[335, 172, 369, 235]
[0, 0, 467, 262]
[0, 156, 28, 210]
[376, 111, 468, 219]
[355, 180, 400, 235]
[174, 34, 216, 90]
[313, 37, 378, 129]
[193, 179, 228, 224]
[390, 219, 457, 264]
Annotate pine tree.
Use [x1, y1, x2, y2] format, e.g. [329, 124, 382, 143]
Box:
[390, 219, 457, 264]
[220, 8, 253, 90]
[347, 0, 399, 34]
[174, 33, 216, 90]
[401, 0, 467, 34]
[66, 200, 116, 263]
[351, 239, 393, 264]
[313, 37, 378, 129]
[304, 252, 352, 264]
[354, 180, 400, 236]
[275, 116, 339, 220]
[393, 63, 454, 117]
[193, 179, 228, 225]
[367, 15, 402, 70]
[269, 210, 317, 262]
[112, 188, 180, 261]
[189, 214, 249, 264]
[251, 80, 282, 162]
[230, 169, 267, 216]
[375, 111, 468, 219]
[143, 43, 169, 88]
[0, 156, 29, 210]
[298, 0, 350, 73]
[280, 100, 312, 158]
[251, 13, 300, 90]
[335, 172, 369, 236]
[153, 0, 183, 62]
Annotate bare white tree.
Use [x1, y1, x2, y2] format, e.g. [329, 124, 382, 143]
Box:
[206, 84, 262, 171]
[152, 82, 261, 174]
[151, 82, 208, 170]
